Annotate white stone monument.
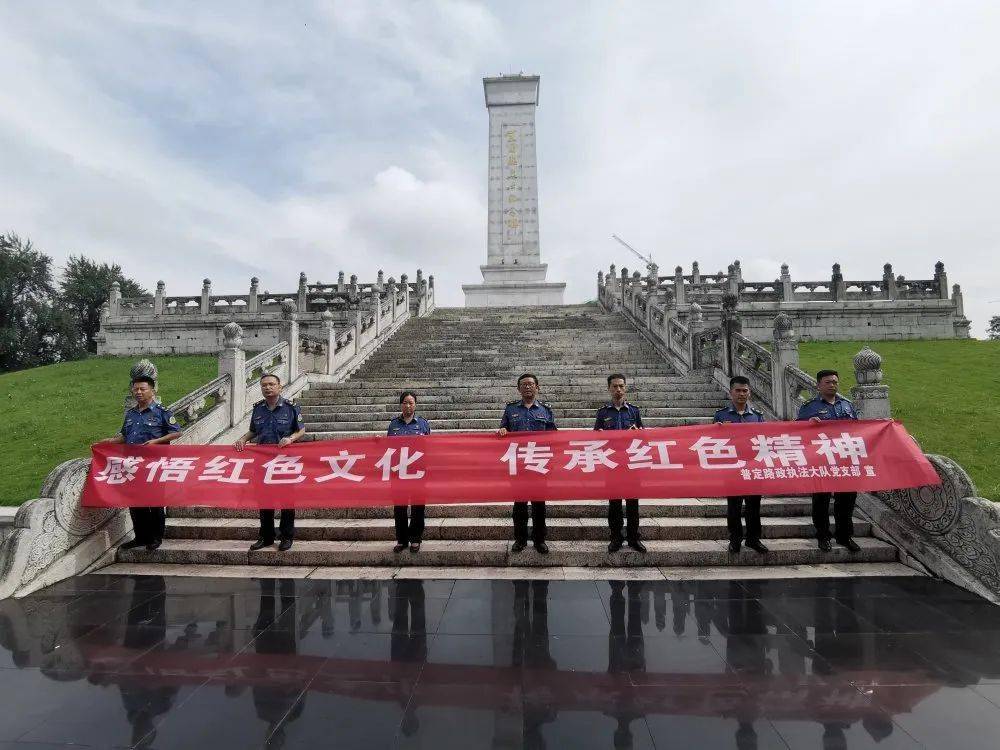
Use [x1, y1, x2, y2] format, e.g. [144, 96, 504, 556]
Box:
[463, 74, 566, 307]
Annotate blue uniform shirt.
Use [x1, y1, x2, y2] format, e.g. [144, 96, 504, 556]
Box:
[500, 401, 557, 432]
[594, 402, 644, 430]
[387, 415, 431, 436]
[121, 403, 181, 445]
[714, 404, 766, 424]
[249, 397, 305, 444]
[797, 395, 859, 421]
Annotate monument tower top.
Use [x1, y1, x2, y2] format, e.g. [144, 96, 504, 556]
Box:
[463, 73, 566, 307]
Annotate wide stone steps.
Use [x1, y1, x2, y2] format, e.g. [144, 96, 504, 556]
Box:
[302, 416, 713, 431]
[163, 515, 870, 542]
[118, 537, 897, 568]
[299, 407, 721, 420]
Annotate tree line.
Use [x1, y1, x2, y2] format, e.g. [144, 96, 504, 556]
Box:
[0, 233, 145, 372]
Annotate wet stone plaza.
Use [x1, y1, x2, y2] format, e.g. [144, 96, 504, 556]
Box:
[3, 574, 1000, 749]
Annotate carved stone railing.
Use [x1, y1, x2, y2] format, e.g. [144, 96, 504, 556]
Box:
[860, 456, 1000, 603]
[784, 366, 820, 418]
[692, 327, 723, 370]
[244, 342, 287, 386]
[731, 333, 774, 413]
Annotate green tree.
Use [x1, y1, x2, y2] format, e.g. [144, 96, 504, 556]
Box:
[59, 255, 147, 353]
[0, 234, 84, 371]
[989, 316, 1000, 341]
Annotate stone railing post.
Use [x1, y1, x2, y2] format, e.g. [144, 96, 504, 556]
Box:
[935, 261, 949, 299]
[771, 313, 799, 419]
[631, 271, 642, 315]
[727, 264, 740, 296]
[688, 302, 704, 366]
[371, 289, 383, 336]
[952, 283, 965, 317]
[337, 271, 346, 293]
[108, 281, 121, 319]
[376, 269, 384, 292]
[620, 267, 629, 307]
[248, 277, 259, 313]
[780, 264, 793, 302]
[217, 322, 246, 428]
[692, 261, 701, 286]
[400, 273, 410, 311]
[673, 265, 686, 306]
[386, 277, 398, 321]
[831, 263, 846, 301]
[321, 310, 335, 374]
[200, 278, 212, 315]
[281, 301, 300, 380]
[153, 280, 165, 316]
[851, 346, 891, 418]
[297, 272, 308, 313]
[882, 263, 897, 300]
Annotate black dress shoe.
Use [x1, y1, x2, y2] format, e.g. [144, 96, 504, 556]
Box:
[534, 541, 549, 555]
[746, 540, 769, 554]
[249, 538, 274, 551]
[729, 539, 741, 554]
[626, 539, 647, 553]
[840, 538, 861, 553]
[393, 543, 407, 553]
[409, 541, 421, 553]
[146, 539, 162, 552]
[818, 538, 832, 552]
[278, 538, 293, 552]
[120, 539, 145, 550]
[608, 538, 624, 553]
[511, 540, 527, 553]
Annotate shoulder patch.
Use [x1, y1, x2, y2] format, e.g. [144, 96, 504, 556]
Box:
[168, 415, 177, 425]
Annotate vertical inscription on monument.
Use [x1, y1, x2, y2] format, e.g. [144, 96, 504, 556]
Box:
[501, 124, 523, 247]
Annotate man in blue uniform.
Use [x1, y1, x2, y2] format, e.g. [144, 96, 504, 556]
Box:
[388, 390, 431, 553]
[714, 376, 768, 555]
[95, 375, 182, 551]
[235, 373, 306, 552]
[497, 373, 557, 554]
[797, 369, 861, 553]
[595, 373, 647, 553]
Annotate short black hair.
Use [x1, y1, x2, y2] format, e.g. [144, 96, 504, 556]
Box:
[517, 373, 538, 387]
[607, 373, 626, 386]
[260, 373, 281, 385]
[816, 369, 839, 383]
[729, 376, 750, 388]
[399, 390, 417, 404]
[130, 376, 155, 387]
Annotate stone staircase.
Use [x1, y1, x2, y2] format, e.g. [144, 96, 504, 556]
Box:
[115, 304, 899, 575]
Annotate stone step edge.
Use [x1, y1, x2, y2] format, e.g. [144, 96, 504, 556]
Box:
[97, 560, 921, 581]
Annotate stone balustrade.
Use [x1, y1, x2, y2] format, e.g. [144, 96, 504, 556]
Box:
[599, 259, 970, 341]
[98, 268, 434, 356]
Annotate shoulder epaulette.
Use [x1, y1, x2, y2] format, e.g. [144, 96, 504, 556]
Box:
[254, 398, 266, 407]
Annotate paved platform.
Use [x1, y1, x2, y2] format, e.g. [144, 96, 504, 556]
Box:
[2, 571, 1000, 748]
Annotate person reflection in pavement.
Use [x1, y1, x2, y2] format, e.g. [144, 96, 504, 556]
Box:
[118, 575, 178, 749]
[512, 580, 557, 749]
[725, 581, 769, 750]
[390, 579, 427, 737]
[252, 578, 304, 747]
[607, 580, 647, 749]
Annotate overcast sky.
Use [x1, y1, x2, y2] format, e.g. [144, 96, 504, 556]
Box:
[2, 1, 997, 334]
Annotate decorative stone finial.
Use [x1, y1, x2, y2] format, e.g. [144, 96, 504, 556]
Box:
[338, 271, 345, 283]
[222, 321, 243, 349]
[400, 273, 408, 284]
[692, 261, 700, 272]
[280, 300, 297, 320]
[953, 283, 961, 294]
[377, 269, 384, 282]
[609, 263, 616, 276]
[780, 263, 790, 276]
[883, 263, 893, 275]
[320, 309, 334, 328]
[202, 278, 211, 288]
[727, 263, 735, 274]
[598, 270, 604, 283]
[299, 272, 307, 284]
[621, 267, 629, 279]
[130, 358, 158, 387]
[429, 275, 434, 288]
[853, 346, 883, 385]
[111, 280, 121, 290]
[675, 265, 683, 274]
[935, 261, 945, 274]
[831, 263, 842, 279]
[773, 312, 793, 336]
[689, 302, 703, 324]
[387, 276, 396, 289]
[251, 276, 259, 286]
[156, 280, 165, 291]
[632, 270, 641, 280]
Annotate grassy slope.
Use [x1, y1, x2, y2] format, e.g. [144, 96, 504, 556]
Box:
[798, 340, 1000, 500]
[1, 356, 216, 506]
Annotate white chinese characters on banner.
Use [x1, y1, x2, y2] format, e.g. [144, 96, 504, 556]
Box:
[316, 451, 366, 483]
[563, 440, 618, 473]
[198, 456, 253, 484]
[94, 456, 143, 485]
[751, 434, 807, 468]
[500, 441, 554, 476]
[376, 447, 425, 480]
[625, 439, 683, 470]
[813, 432, 869, 466]
[262, 455, 306, 484]
[689, 437, 746, 469]
[145, 457, 198, 482]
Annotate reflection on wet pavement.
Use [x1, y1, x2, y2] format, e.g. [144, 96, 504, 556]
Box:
[1, 573, 999, 748]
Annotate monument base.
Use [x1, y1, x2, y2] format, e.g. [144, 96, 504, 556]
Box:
[462, 281, 566, 307]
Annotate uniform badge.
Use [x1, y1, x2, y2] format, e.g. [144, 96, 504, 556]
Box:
[168, 416, 177, 424]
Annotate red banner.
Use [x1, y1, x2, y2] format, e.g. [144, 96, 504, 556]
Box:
[82, 420, 938, 509]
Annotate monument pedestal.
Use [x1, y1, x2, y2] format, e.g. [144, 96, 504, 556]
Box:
[463, 264, 566, 307]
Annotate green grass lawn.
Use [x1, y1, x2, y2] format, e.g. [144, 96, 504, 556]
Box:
[1, 356, 217, 506]
[798, 340, 1000, 501]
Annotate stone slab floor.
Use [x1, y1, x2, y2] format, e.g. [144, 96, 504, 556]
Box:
[2, 572, 1000, 749]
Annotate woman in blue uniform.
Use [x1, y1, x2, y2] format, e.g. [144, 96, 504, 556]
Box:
[387, 391, 431, 553]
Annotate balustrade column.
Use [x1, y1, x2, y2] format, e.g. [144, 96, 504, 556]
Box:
[281, 302, 300, 381]
[297, 272, 308, 313]
[200, 279, 212, 315]
[850, 347, 891, 418]
[780, 264, 793, 302]
[109, 281, 121, 319]
[154, 281, 165, 316]
[771, 313, 799, 419]
[248, 277, 259, 313]
[217, 322, 246, 428]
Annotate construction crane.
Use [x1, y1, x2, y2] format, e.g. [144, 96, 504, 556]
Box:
[611, 234, 657, 275]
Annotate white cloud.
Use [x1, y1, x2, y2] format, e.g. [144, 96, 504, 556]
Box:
[0, 0, 996, 332]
